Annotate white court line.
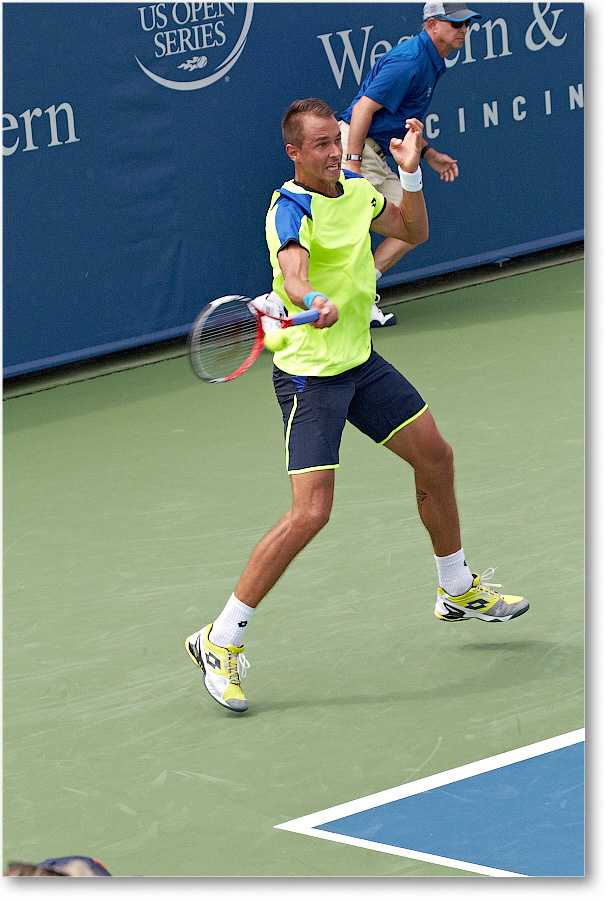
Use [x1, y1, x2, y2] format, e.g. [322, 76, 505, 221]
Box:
[275, 728, 585, 878]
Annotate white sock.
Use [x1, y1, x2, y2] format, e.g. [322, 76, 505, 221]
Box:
[435, 549, 473, 596]
[374, 267, 383, 281]
[209, 594, 254, 648]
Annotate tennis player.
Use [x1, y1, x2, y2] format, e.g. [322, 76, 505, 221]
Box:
[186, 98, 528, 712]
[339, 1, 481, 326]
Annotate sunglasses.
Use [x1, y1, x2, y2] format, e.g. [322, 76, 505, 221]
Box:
[442, 17, 474, 27]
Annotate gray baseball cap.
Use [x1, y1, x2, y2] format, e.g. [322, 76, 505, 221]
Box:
[423, 2, 481, 21]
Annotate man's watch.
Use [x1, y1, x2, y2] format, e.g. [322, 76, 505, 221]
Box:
[345, 154, 363, 161]
[420, 145, 431, 159]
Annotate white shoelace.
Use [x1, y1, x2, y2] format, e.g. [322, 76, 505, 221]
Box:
[226, 651, 250, 685]
[479, 567, 503, 596]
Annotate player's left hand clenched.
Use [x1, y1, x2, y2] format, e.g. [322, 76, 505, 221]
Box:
[389, 118, 424, 173]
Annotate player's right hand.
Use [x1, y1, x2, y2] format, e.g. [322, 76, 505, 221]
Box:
[311, 295, 339, 328]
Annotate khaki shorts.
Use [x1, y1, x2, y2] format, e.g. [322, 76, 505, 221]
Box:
[339, 120, 403, 206]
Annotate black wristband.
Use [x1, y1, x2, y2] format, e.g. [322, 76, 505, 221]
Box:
[420, 145, 431, 159]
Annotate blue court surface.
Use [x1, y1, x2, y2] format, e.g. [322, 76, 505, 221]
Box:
[276, 730, 584, 877]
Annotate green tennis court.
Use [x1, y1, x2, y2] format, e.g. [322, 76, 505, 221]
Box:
[3, 257, 584, 877]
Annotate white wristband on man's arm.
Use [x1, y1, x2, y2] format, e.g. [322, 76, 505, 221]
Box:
[399, 165, 423, 192]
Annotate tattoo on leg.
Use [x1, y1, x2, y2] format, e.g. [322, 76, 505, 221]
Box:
[416, 488, 427, 509]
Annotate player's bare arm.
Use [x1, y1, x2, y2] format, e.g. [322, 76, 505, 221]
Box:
[372, 118, 429, 247]
[278, 242, 339, 328]
[344, 95, 383, 173]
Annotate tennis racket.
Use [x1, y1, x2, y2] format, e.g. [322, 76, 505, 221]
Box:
[188, 294, 319, 383]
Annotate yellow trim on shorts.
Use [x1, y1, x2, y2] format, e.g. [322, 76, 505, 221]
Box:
[379, 403, 428, 445]
[285, 395, 298, 471]
[288, 464, 339, 475]
[285, 394, 339, 474]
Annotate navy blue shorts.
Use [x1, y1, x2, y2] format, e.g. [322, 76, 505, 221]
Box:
[273, 350, 427, 474]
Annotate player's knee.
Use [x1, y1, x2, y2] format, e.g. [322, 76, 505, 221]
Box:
[306, 504, 332, 536]
[292, 502, 331, 539]
[438, 441, 454, 487]
[440, 439, 454, 471]
[435, 438, 454, 479]
[420, 436, 454, 484]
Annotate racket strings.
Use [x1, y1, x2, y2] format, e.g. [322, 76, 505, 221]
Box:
[191, 299, 259, 381]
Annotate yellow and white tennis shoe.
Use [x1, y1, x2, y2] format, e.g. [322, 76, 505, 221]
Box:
[185, 624, 249, 712]
[435, 568, 529, 622]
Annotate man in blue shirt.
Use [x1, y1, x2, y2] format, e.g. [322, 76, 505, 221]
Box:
[339, 2, 480, 325]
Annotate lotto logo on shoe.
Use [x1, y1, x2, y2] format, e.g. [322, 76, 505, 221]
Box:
[465, 598, 489, 610]
[205, 651, 222, 671]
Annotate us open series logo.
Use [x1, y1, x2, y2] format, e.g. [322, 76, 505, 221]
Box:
[135, 2, 254, 90]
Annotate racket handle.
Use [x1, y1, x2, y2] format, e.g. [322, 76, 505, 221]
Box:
[288, 309, 320, 326]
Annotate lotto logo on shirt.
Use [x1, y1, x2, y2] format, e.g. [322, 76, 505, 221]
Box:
[134, 2, 254, 90]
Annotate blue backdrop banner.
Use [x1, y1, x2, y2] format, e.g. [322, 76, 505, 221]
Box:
[3, 2, 584, 375]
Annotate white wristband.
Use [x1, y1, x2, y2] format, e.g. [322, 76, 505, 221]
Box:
[399, 165, 423, 192]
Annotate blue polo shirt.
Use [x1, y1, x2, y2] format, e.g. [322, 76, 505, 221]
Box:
[339, 29, 446, 155]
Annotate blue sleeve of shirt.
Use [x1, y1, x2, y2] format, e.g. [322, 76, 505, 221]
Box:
[272, 191, 312, 251]
[363, 56, 416, 115]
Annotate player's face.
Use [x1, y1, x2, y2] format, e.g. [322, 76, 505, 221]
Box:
[288, 116, 343, 196]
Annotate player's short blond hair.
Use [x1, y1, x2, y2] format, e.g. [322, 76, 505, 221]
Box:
[281, 98, 335, 148]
